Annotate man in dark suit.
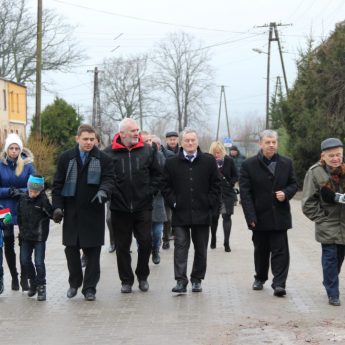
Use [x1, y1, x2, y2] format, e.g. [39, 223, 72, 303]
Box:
[239, 129, 298, 297]
[52, 124, 114, 301]
[163, 128, 221, 293]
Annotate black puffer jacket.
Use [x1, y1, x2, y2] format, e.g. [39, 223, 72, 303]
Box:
[17, 192, 53, 242]
[104, 134, 162, 213]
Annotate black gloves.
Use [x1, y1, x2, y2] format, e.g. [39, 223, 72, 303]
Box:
[52, 208, 64, 223]
[320, 187, 336, 203]
[320, 187, 345, 204]
[91, 190, 108, 204]
[9, 187, 21, 198]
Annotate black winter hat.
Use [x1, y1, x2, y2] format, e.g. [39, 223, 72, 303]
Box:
[165, 131, 179, 138]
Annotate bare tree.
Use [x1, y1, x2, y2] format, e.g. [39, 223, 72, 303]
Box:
[0, 0, 83, 84]
[100, 55, 152, 124]
[153, 32, 214, 132]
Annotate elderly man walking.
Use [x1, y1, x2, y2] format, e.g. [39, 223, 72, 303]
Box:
[302, 138, 345, 306]
[104, 118, 162, 293]
[239, 129, 298, 297]
[163, 128, 221, 293]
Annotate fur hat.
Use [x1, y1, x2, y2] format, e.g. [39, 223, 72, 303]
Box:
[27, 175, 45, 192]
[4, 133, 23, 152]
[321, 138, 343, 151]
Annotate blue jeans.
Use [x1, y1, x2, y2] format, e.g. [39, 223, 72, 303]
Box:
[151, 222, 163, 251]
[321, 244, 345, 298]
[20, 240, 46, 286]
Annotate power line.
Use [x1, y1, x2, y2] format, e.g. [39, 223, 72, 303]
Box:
[51, 0, 253, 34]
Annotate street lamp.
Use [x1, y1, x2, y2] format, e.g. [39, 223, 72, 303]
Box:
[253, 46, 271, 129]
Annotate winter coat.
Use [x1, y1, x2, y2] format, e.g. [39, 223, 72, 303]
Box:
[161, 145, 175, 159]
[0, 148, 35, 224]
[17, 192, 53, 242]
[218, 155, 238, 215]
[152, 150, 167, 223]
[162, 147, 221, 226]
[302, 162, 345, 244]
[103, 134, 162, 213]
[230, 149, 246, 175]
[165, 144, 179, 155]
[52, 145, 115, 247]
[239, 152, 298, 231]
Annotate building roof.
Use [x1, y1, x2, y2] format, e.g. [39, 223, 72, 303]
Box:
[0, 77, 26, 88]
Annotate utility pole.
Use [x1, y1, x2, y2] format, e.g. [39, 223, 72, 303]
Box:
[35, 0, 42, 138]
[216, 85, 231, 141]
[255, 22, 291, 129]
[137, 63, 143, 130]
[274, 76, 283, 102]
[88, 67, 102, 142]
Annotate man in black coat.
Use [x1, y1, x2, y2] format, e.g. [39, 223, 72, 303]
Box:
[163, 128, 221, 293]
[52, 124, 114, 301]
[239, 129, 298, 297]
[104, 118, 162, 294]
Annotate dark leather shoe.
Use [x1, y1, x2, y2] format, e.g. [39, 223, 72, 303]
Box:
[273, 286, 286, 297]
[172, 281, 187, 293]
[329, 296, 341, 306]
[252, 279, 264, 290]
[108, 244, 116, 253]
[224, 244, 231, 252]
[84, 290, 96, 301]
[162, 241, 170, 250]
[67, 287, 78, 298]
[152, 251, 160, 265]
[192, 281, 202, 292]
[210, 237, 216, 249]
[121, 284, 132, 293]
[11, 277, 19, 291]
[138, 280, 149, 292]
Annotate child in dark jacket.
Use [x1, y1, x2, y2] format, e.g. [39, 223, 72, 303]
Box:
[16, 175, 53, 301]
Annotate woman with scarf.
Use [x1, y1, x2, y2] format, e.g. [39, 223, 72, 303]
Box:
[209, 141, 238, 252]
[0, 133, 35, 291]
[302, 137, 345, 306]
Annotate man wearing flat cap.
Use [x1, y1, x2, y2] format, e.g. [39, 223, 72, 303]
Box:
[302, 137, 345, 306]
[165, 131, 179, 155]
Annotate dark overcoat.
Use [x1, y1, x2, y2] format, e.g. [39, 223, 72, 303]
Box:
[163, 148, 221, 226]
[239, 152, 298, 231]
[52, 145, 114, 247]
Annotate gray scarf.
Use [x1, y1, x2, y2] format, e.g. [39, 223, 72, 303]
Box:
[61, 157, 101, 197]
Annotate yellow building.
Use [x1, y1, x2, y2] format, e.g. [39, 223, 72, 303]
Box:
[0, 78, 27, 147]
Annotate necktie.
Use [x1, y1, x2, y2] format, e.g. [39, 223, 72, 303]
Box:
[82, 152, 88, 164]
[186, 154, 194, 162]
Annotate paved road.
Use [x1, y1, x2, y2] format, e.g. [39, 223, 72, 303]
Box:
[2, 198, 345, 345]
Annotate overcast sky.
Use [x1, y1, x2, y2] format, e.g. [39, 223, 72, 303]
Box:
[26, 0, 345, 136]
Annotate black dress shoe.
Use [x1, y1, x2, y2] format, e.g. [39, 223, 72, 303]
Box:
[121, 284, 132, 293]
[252, 279, 264, 290]
[224, 244, 231, 252]
[84, 290, 96, 301]
[192, 281, 202, 292]
[329, 296, 341, 306]
[67, 287, 78, 298]
[11, 277, 19, 291]
[138, 280, 149, 292]
[273, 286, 286, 297]
[172, 281, 187, 293]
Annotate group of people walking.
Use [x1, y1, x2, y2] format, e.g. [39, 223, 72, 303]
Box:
[0, 122, 344, 307]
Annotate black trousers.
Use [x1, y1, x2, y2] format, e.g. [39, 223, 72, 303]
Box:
[252, 230, 290, 288]
[65, 245, 101, 295]
[162, 205, 172, 243]
[174, 225, 209, 285]
[111, 209, 152, 285]
[210, 213, 232, 246]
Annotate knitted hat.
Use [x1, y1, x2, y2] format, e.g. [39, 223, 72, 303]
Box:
[27, 175, 45, 192]
[4, 133, 23, 152]
[321, 138, 343, 151]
